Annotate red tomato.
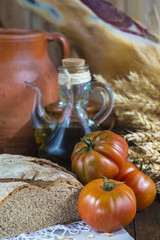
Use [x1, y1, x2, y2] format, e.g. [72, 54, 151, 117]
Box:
[115, 162, 156, 211]
[78, 178, 136, 233]
[115, 162, 138, 180]
[71, 130, 128, 185]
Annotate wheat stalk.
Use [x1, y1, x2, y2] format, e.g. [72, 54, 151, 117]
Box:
[94, 35, 160, 193]
[156, 182, 160, 194]
[117, 111, 160, 131]
[125, 131, 160, 142]
[94, 54, 160, 193]
[113, 92, 160, 113]
[112, 72, 160, 100]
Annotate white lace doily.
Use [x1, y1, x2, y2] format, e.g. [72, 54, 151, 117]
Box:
[3, 221, 134, 240]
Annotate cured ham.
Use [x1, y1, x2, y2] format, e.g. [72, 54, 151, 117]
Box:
[16, 0, 159, 79]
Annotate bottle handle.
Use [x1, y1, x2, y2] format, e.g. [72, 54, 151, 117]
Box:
[46, 32, 71, 58]
[90, 81, 114, 126]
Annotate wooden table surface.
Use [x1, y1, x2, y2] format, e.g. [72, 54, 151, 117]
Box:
[125, 196, 160, 240]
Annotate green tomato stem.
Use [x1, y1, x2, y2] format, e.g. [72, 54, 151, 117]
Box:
[136, 161, 151, 174]
[143, 164, 152, 174]
[81, 137, 95, 151]
[103, 177, 123, 191]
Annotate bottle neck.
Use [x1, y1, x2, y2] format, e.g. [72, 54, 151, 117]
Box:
[57, 64, 95, 129]
[58, 64, 92, 107]
[59, 81, 91, 107]
[59, 82, 95, 130]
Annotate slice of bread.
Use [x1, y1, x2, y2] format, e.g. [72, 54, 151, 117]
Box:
[0, 154, 83, 239]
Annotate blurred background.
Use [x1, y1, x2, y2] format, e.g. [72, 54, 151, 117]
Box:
[0, 0, 160, 66]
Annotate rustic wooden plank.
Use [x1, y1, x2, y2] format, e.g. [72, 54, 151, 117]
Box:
[125, 220, 135, 239]
[124, 0, 160, 34]
[0, 0, 30, 28]
[125, 198, 160, 239]
[29, 12, 62, 68]
[146, 0, 160, 34]
[134, 198, 160, 240]
[124, 0, 142, 21]
[0, 18, 4, 27]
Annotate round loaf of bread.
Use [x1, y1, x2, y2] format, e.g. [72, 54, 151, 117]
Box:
[0, 154, 83, 239]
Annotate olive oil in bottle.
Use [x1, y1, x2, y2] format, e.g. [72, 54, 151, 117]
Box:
[39, 123, 97, 169]
[34, 126, 53, 145]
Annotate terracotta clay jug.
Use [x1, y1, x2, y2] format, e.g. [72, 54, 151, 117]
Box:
[0, 28, 70, 155]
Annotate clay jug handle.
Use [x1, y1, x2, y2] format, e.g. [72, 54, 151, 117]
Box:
[90, 81, 114, 126]
[46, 32, 70, 59]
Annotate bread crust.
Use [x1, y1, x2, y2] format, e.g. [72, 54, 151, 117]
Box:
[0, 154, 82, 238]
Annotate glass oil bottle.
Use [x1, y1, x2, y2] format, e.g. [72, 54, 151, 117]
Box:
[39, 58, 114, 169]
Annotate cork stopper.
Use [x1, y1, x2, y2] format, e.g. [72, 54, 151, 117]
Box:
[59, 58, 91, 87]
[62, 58, 85, 68]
